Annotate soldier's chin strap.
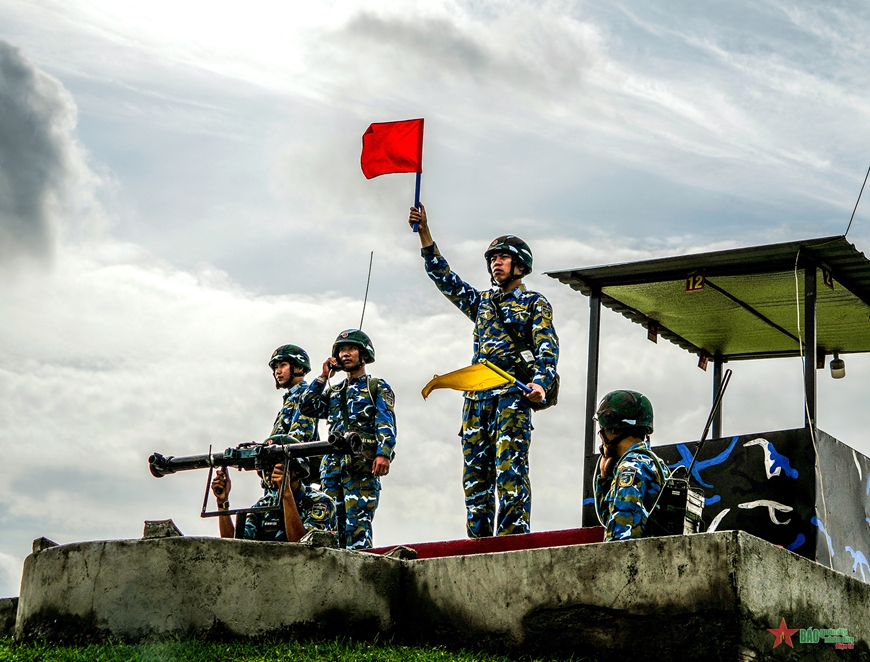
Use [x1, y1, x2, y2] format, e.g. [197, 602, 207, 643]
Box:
[335, 348, 368, 374]
[342, 358, 364, 373]
[274, 364, 307, 390]
[489, 260, 527, 289]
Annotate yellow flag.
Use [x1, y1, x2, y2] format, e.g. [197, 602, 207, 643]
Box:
[421, 363, 510, 400]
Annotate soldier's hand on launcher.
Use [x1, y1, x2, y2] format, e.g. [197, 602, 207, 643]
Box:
[211, 468, 232, 503]
[269, 463, 285, 488]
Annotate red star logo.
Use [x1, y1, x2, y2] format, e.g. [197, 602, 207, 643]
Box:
[768, 617, 800, 648]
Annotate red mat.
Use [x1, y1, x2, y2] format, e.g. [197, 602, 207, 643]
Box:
[365, 527, 605, 560]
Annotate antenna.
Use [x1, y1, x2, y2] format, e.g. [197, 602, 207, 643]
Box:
[685, 368, 732, 481]
[845, 162, 870, 237]
[641, 368, 733, 536]
[359, 251, 374, 329]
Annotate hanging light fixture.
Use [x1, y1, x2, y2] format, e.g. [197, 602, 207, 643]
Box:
[830, 351, 846, 379]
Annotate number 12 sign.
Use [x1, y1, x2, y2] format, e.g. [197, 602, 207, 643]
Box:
[686, 272, 705, 293]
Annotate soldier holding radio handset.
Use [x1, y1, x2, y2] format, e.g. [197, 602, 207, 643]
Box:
[299, 329, 397, 549]
[593, 390, 667, 541]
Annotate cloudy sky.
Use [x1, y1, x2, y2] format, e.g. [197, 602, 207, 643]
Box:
[2, 0, 870, 597]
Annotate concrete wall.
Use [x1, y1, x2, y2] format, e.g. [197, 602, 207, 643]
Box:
[13, 531, 870, 660]
[403, 531, 870, 660]
[402, 532, 740, 658]
[15, 537, 401, 642]
[735, 530, 870, 660]
[0, 598, 17, 637]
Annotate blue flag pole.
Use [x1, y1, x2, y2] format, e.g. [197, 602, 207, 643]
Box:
[412, 172, 421, 232]
[479, 359, 534, 395]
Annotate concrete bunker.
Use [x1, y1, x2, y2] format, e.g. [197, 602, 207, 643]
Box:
[11, 531, 870, 660]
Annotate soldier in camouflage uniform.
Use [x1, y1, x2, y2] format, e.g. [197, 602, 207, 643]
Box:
[210, 457, 337, 541]
[299, 329, 397, 549]
[593, 390, 666, 541]
[267, 344, 320, 482]
[408, 205, 559, 538]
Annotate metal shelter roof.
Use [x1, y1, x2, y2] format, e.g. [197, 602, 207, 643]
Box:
[546, 236, 870, 361]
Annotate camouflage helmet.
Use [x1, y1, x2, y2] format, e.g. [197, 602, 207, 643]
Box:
[287, 456, 310, 481]
[332, 329, 375, 364]
[595, 390, 654, 435]
[269, 344, 311, 374]
[484, 235, 533, 276]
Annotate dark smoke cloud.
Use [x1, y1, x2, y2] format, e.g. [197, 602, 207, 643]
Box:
[0, 40, 80, 260]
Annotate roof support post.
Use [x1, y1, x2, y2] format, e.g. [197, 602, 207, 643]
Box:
[804, 263, 817, 429]
[583, 286, 602, 526]
[712, 354, 724, 439]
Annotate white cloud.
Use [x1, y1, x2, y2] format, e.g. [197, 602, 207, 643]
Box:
[0, 553, 22, 598]
[8, 0, 870, 223]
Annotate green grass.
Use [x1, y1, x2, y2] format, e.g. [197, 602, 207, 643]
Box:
[0, 637, 549, 662]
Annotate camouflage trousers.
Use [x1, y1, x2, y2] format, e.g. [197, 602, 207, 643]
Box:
[461, 393, 532, 538]
[320, 452, 381, 549]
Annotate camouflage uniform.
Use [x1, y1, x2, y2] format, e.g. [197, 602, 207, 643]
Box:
[300, 375, 397, 549]
[269, 380, 320, 483]
[270, 380, 318, 441]
[593, 441, 665, 541]
[421, 243, 559, 537]
[243, 483, 337, 541]
[267, 345, 319, 483]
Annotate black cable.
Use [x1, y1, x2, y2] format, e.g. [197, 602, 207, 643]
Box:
[845, 162, 870, 237]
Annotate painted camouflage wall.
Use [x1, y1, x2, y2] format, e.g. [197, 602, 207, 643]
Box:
[583, 427, 870, 584]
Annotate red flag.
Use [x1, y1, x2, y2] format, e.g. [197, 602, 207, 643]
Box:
[361, 119, 424, 179]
